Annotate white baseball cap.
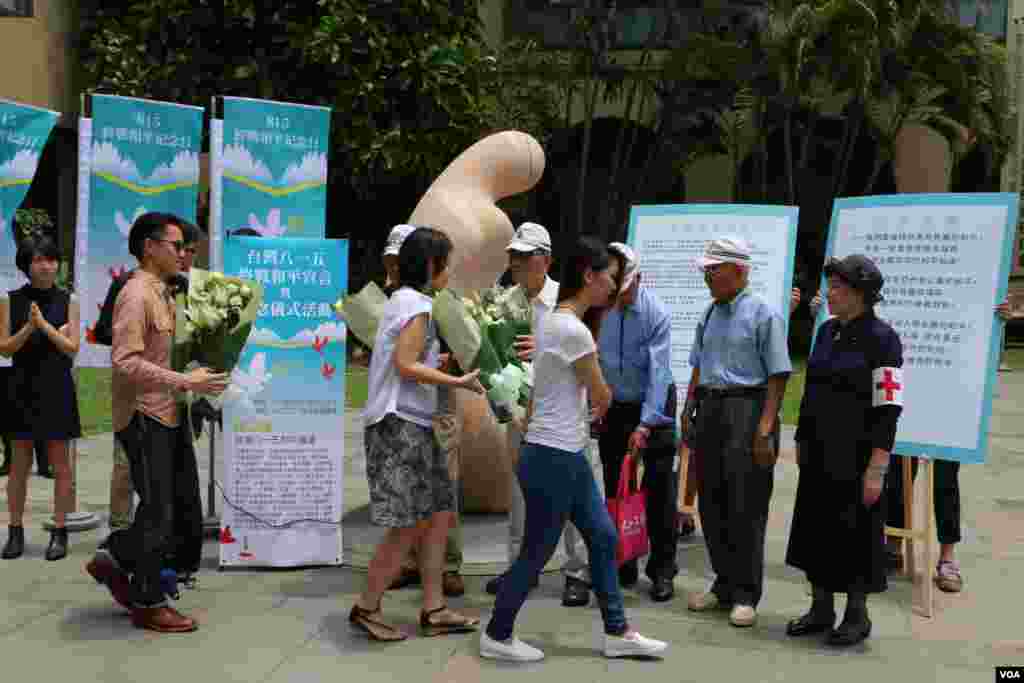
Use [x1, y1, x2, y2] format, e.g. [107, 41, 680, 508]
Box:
[608, 242, 639, 289]
[697, 236, 753, 270]
[507, 222, 552, 253]
[383, 224, 416, 256]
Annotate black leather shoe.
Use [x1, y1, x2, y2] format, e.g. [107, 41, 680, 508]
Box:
[45, 527, 68, 561]
[786, 611, 836, 637]
[650, 577, 675, 602]
[2, 525, 25, 559]
[619, 564, 639, 588]
[485, 572, 538, 596]
[561, 577, 590, 607]
[827, 612, 872, 646]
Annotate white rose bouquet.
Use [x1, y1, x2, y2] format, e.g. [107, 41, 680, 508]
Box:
[332, 281, 388, 349]
[433, 285, 533, 423]
[173, 268, 264, 396]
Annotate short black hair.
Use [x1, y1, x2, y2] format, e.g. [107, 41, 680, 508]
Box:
[128, 212, 190, 260]
[181, 220, 205, 245]
[398, 227, 453, 291]
[15, 234, 61, 278]
[228, 227, 262, 238]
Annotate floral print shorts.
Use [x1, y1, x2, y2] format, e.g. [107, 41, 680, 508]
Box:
[364, 414, 455, 528]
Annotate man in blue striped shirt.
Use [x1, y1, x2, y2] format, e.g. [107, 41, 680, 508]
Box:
[684, 236, 791, 628]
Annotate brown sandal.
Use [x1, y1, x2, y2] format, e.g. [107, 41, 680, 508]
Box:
[349, 604, 407, 642]
[420, 604, 480, 637]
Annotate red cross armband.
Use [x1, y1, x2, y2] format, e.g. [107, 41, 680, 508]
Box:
[872, 367, 904, 407]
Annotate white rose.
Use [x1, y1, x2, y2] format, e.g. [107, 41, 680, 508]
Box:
[226, 282, 239, 294]
[229, 295, 243, 308]
[210, 272, 225, 282]
[199, 303, 224, 327]
[214, 288, 230, 307]
[240, 285, 252, 298]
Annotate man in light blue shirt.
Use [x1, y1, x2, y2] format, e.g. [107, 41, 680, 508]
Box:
[684, 236, 791, 629]
[595, 243, 679, 602]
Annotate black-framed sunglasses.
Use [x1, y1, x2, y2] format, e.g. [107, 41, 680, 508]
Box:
[151, 238, 187, 253]
[509, 248, 549, 259]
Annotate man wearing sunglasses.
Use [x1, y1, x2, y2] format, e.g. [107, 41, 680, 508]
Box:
[94, 221, 204, 543]
[87, 212, 228, 634]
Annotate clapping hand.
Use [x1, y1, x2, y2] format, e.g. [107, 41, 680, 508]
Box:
[29, 302, 46, 329]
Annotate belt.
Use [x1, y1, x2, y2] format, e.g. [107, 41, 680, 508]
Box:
[697, 385, 766, 399]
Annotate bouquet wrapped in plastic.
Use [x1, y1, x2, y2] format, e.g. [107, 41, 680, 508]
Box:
[172, 268, 264, 413]
[433, 286, 533, 423]
[332, 281, 388, 349]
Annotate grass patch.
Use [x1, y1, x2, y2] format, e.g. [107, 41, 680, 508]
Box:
[75, 365, 372, 437]
[346, 365, 368, 409]
[76, 368, 112, 436]
[780, 357, 806, 427]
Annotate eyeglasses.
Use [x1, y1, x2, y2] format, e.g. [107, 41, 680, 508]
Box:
[151, 238, 187, 253]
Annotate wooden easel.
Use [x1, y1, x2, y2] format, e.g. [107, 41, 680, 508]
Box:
[883, 455, 936, 618]
[676, 441, 698, 518]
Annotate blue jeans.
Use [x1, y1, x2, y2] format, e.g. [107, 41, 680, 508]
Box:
[486, 442, 628, 640]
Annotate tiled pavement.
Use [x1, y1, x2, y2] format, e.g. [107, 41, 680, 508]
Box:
[2, 372, 1022, 682]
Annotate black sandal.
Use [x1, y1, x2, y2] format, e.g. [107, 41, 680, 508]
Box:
[420, 604, 480, 637]
[349, 604, 407, 642]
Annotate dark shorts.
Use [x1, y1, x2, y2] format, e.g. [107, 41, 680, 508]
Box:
[364, 414, 455, 528]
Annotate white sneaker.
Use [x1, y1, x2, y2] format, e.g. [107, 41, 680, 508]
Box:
[480, 631, 545, 662]
[604, 631, 668, 658]
[729, 604, 757, 627]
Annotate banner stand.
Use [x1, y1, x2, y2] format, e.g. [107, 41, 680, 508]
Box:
[201, 421, 221, 538]
[883, 455, 936, 618]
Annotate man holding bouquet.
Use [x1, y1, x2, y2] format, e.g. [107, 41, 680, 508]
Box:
[86, 213, 229, 633]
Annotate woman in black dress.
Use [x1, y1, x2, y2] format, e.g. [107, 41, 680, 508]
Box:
[0, 235, 81, 561]
[786, 254, 903, 646]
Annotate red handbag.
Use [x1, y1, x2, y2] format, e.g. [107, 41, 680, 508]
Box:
[605, 451, 650, 566]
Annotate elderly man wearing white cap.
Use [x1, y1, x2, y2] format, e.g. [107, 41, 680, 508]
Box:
[684, 236, 791, 628]
[485, 221, 593, 597]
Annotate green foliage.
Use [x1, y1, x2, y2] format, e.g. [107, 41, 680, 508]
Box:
[12, 208, 53, 243]
[78, 1, 545, 206]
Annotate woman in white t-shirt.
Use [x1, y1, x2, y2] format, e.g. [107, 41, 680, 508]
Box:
[480, 236, 669, 663]
[350, 227, 484, 642]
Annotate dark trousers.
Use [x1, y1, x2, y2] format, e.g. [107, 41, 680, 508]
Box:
[106, 413, 203, 606]
[695, 392, 775, 607]
[885, 454, 961, 545]
[598, 402, 678, 580]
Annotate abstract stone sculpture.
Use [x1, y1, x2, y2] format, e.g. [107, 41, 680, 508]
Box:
[407, 131, 545, 513]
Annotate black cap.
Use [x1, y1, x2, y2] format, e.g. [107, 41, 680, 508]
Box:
[823, 254, 884, 303]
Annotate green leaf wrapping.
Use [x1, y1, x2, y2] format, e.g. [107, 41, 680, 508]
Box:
[335, 281, 388, 349]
